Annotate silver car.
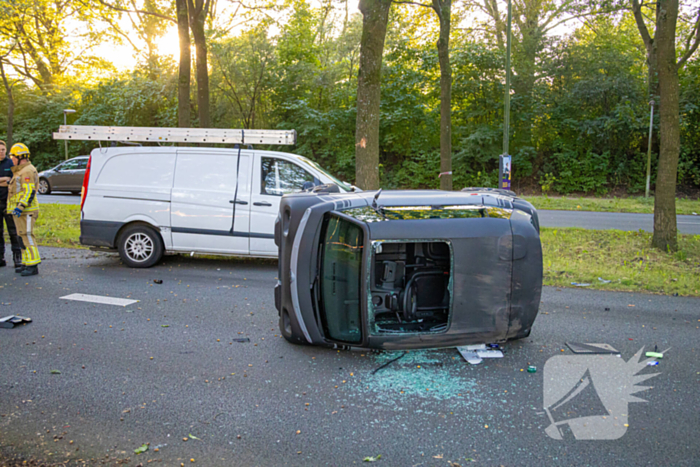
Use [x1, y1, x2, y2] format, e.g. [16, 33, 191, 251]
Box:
[38, 156, 89, 195]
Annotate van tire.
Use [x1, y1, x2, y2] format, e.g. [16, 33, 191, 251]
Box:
[117, 225, 164, 268]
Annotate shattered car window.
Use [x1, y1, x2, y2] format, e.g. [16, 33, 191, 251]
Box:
[319, 215, 364, 344]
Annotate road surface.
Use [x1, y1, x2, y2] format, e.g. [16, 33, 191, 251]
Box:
[1, 247, 698, 466]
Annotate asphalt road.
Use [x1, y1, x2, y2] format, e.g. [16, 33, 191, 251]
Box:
[1, 247, 698, 466]
[538, 210, 700, 235]
[38, 193, 80, 205]
[37, 194, 700, 234]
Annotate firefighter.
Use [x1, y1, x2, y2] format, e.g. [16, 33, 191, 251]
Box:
[0, 140, 22, 269]
[7, 143, 41, 276]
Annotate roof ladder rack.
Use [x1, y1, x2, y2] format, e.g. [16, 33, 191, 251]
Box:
[53, 125, 297, 145]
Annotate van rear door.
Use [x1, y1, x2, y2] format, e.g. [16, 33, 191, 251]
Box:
[170, 149, 252, 254]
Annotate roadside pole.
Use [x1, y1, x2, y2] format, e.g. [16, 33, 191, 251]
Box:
[645, 99, 654, 198]
[500, 0, 512, 191]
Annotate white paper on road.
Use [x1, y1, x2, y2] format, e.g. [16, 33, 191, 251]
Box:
[60, 293, 139, 307]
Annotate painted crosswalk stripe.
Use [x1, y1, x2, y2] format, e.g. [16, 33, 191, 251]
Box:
[60, 294, 139, 307]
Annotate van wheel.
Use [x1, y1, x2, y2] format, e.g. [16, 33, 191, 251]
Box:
[38, 178, 51, 195]
[118, 225, 164, 268]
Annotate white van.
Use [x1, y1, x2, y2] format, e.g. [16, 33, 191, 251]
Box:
[79, 147, 353, 267]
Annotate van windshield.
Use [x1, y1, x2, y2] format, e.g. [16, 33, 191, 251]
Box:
[319, 215, 364, 344]
[297, 157, 352, 192]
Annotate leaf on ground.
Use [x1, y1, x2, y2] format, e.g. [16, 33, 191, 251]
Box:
[161, 325, 169, 327]
[189, 433, 200, 440]
[134, 443, 149, 454]
[363, 455, 381, 462]
[50, 370, 61, 374]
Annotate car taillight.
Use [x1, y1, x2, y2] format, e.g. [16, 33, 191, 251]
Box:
[80, 156, 91, 212]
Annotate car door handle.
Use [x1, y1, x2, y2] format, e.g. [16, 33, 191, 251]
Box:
[253, 201, 272, 207]
[230, 200, 248, 205]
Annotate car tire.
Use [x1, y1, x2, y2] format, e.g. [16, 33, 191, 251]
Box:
[117, 225, 164, 268]
[38, 178, 51, 195]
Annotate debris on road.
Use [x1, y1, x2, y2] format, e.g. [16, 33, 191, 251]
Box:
[566, 342, 620, 354]
[233, 338, 250, 343]
[153, 279, 163, 284]
[363, 455, 382, 462]
[457, 349, 482, 365]
[371, 352, 407, 374]
[50, 370, 61, 374]
[0, 315, 32, 328]
[645, 352, 663, 359]
[457, 345, 503, 363]
[647, 361, 660, 366]
[527, 365, 537, 373]
[134, 443, 149, 454]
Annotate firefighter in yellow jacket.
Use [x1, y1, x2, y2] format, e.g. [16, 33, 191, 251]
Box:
[7, 143, 41, 276]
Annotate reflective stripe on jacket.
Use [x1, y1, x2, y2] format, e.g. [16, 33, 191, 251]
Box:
[8, 163, 40, 212]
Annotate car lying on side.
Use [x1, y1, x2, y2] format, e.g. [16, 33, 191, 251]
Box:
[275, 187, 542, 350]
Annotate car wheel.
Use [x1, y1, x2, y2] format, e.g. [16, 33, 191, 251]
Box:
[38, 178, 51, 195]
[117, 225, 164, 268]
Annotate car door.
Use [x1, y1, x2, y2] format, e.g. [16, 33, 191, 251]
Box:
[55, 159, 82, 191]
[249, 155, 320, 255]
[72, 158, 88, 191]
[170, 149, 253, 255]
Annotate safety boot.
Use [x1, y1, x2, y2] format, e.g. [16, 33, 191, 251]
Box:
[21, 265, 38, 276]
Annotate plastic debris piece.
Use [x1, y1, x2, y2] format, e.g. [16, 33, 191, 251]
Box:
[363, 455, 382, 462]
[0, 315, 32, 328]
[527, 365, 537, 373]
[462, 344, 487, 351]
[476, 349, 503, 359]
[233, 338, 250, 343]
[456, 347, 482, 364]
[597, 277, 612, 284]
[645, 352, 663, 359]
[153, 279, 163, 284]
[646, 361, 659, 366]
[566, 342, 620, 354]
[571, 282, 591, 287]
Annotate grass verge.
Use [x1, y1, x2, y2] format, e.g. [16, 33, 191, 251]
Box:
[2, 203, 83, 249]
[6, 204, 700, 296]
[541, 227, 700, 296]
[523, 195, 700, 215]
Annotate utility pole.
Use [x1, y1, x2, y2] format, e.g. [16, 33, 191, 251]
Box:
[645, 99, 654, 198]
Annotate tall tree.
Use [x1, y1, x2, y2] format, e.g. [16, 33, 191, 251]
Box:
[187, 0, 213, 127]
[0, 56, 15, 147]
[176, 0, 191, 127]
[432, 0, 452, 190]
[355, 0, 393, 190]
[631, 0, 700, 251]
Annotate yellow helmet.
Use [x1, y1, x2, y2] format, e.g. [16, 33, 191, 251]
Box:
[10, 143, 30, 158]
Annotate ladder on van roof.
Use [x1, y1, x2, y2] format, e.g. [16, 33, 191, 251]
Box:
[52, 125, 297, 145]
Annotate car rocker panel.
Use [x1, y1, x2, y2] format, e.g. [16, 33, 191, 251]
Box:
[276, 189, 543, 350]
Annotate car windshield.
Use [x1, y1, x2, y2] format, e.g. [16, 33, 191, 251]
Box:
[297, 157, 352, 192]
[319, 215, 364, 344]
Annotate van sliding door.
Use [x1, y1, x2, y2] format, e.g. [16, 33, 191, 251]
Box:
[170, 150, 252, 254]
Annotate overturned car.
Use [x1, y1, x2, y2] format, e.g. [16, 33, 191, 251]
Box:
[274, 187, 542, 350]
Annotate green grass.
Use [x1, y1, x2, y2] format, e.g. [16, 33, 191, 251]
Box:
[523, 195, 700, 215]
[2, 203, 83, 249]
[7, 204, 700, 296]
[542, 227, 700, 296]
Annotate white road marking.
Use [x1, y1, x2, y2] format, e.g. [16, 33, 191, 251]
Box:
[60, 294, 139, 307]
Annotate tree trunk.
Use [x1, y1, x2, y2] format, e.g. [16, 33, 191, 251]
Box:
[176, 0, 191, 128]
[432, 0, 452, 191]
[355, 0, 392, 190]
[187, 0, 211, 128]
[0, 60, 13, 147]
[651, 0, 680, 251]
